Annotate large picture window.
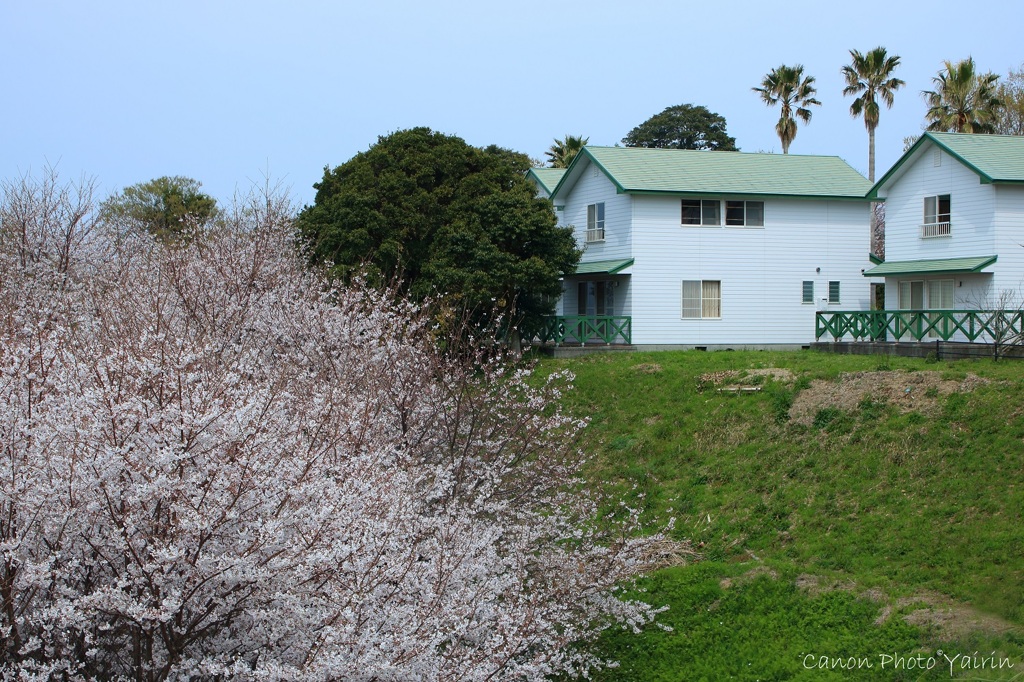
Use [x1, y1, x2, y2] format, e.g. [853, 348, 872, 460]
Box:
[681, 280, 721, 319]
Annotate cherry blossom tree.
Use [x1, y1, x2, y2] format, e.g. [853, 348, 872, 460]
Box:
[0, 171, 685, 681]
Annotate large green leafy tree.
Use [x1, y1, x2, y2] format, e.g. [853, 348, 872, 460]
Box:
[622, 104, 737, 150]
[752, 65, 821, 154]
[923, 57, 1002, 133]
[842, 47, 904, 183]
[100, 176, 218, 241]
[545, 135, 589, 168]
[297, 127, 580, 339]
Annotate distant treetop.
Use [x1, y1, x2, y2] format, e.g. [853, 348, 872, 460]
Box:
[622, 104, 738, 151]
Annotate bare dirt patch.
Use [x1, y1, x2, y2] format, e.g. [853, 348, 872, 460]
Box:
[789, 371, 986, 425]
[698, 368, 795, 389]
[881, 592, 1018, 640]
[631, 362, 663, 374]
[795, 573, 857, 597]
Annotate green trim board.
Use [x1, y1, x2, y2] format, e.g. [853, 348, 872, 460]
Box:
[550, 146, 872, 202]
[869, 132, 1024, 199]
[862, 255, 997, 277]
[571, 258, 635, 275]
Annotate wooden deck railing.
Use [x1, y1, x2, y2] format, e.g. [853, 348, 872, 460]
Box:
[540, 316, 632, 345]
[816, 309, 1024, 342]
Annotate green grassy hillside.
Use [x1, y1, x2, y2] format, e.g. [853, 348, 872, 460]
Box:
[543, 350, 1024, 680]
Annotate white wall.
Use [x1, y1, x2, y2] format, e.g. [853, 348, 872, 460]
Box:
[558, 161, 632, 262]
[883, 145, 996, 262]
[629, 195, 870, 345]
[993, 185, 1024, 298]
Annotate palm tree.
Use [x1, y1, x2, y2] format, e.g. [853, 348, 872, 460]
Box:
[752, 65, 821, 154]
[842, 47, 905, 182]
[922, 58, 1002, 133]
[545, 135, 589, 168]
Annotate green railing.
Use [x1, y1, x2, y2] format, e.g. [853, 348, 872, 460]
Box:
[816, 309, 1024, 342]
[540, 316, 632, 345]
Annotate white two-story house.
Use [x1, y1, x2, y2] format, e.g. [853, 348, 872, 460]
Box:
[865, 133, 1024, 325]
[536, 146, 873, 349]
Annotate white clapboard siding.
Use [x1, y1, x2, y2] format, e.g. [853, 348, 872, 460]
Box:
[559, 164, 632, 261]
[628, 196, 869, 345]
[993, 185, 1024, 299]
[884, 147, 996, 263]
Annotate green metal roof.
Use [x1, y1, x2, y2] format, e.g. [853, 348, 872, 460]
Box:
[863, 255, 997, 277]
[572, 258, 634, 275]
[526, 168, 567, 195]
[869, 133, 1024, 198]
[552, 146, 872, 200]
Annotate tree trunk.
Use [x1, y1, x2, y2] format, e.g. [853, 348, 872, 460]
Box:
[868, 126, 876, 183]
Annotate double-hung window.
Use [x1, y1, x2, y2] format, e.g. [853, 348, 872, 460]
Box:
[725, 200, 764, 227]
[681, 280, 721, 319]
[586, 203, 605, 242]
[681, 199, 720, 226]
[921, 194, 951, 238]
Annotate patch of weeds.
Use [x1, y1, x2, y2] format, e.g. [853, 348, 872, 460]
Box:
[924, 351, 940, 364]
[812, 407, 843, 429]
[905, 411, 926, 425]
[591, 563, 930, 682]
[609, 435, 637, 452]
[859, 396, 887, 421]
[875, 360, 891, 371]
[924, 386, 939, 398]
[944, 392, 967, 418]
[765, 384, 794, 424]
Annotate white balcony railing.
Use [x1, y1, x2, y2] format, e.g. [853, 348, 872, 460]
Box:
[920, 221, 952, 238]
[585, 228, 605, 243]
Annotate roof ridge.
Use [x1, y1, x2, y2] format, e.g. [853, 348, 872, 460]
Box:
[585, 145, 853, 160]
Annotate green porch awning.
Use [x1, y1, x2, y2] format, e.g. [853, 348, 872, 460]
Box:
[863, 255, 997, 277]
[571, 258, 634, 276]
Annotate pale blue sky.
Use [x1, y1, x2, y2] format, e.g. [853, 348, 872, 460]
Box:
[2, 1, 1020, 206]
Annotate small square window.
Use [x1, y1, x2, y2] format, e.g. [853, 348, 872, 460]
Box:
[682, 280, 721, 319]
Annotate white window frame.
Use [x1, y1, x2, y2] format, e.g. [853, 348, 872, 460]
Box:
[828, 281, 841, 304]
[681, 199, 720, 226]
[725, 200, 765, 227]
[802, 280, 814, 304]
[921, 194, 951, 238]
[681, 280, 721, 319]
[586, 203, 605, 242]
[681, 199, 764, 227]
